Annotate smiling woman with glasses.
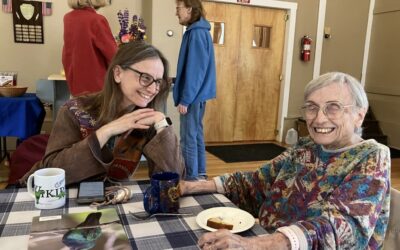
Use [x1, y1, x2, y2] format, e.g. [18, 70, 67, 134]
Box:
[20, 41, 185, 186]
[179, 72, 390, 250]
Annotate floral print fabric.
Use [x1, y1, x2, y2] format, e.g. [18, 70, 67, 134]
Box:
[219, 137, 390, 249]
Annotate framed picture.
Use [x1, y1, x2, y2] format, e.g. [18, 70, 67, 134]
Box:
[12, 0, 44, 44]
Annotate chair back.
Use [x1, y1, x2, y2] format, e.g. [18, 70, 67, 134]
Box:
[384, 188, 400, 249]
[8, 134, 49, 184]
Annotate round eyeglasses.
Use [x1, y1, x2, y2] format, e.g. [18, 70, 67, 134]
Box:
[176, 6, 187, 11]
[300, 102, 354, 120]
[125, 67, 165, 90]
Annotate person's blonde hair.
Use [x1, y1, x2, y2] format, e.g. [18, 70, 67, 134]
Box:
[68, 0, 107, 9]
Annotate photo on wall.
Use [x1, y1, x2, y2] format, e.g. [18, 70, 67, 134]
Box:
[12, 0, 44, 44]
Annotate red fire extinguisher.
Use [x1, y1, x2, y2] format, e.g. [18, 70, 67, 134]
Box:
[301, 36, 312, 62]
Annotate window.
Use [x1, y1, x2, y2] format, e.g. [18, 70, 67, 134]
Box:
[252, 25, 271, 48]
[210, 21, 225, 45]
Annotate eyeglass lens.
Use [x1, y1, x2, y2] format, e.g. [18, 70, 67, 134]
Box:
[127, 67, 164, 89]
[302, 102, 344, 120]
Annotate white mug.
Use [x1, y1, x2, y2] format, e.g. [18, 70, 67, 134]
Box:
[27, 168, 66, 209]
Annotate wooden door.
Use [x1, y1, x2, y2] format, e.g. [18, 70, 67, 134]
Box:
[203, 2, 286, 142]
[202, 2, 240, 141]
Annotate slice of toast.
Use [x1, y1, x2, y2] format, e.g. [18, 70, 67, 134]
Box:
[206, 217, 233, 230]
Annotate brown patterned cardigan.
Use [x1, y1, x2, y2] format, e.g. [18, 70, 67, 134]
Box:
[20, 98, 186, 186]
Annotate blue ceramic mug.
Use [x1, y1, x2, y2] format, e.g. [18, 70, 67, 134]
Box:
[143, 172, 180, 214]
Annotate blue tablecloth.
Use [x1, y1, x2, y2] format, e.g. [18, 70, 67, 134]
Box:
[0, 93, 45, 140]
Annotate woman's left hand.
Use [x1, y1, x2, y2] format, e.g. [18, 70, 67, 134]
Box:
[198, 229, 253, 249]
[122, 110, 165, 137]
[134, 110, 165, 126]
[198, 230, 291, 250]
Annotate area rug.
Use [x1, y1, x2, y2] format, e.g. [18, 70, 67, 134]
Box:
[205, 143, 286, 163]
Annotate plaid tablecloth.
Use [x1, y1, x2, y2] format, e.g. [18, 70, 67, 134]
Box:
[0, 180, 268, 249]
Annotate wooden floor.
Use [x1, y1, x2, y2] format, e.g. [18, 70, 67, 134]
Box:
[1, 142, 399, 190]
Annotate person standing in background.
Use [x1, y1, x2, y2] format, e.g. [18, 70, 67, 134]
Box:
[63, 0, 117, 97]
[173, 0, 216, 181]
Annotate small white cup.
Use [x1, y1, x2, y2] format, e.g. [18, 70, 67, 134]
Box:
[27, 168, 66, 209]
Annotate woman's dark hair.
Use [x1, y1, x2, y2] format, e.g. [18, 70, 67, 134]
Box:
[82, 41, 170, 126]
[178, 0, 205, 24]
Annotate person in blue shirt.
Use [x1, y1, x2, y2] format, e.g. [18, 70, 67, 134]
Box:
[174, 0, 216, 180]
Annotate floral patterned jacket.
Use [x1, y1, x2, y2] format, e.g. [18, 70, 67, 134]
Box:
[216, 137, 390, 249]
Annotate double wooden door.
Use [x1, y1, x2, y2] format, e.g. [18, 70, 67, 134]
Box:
[203, 2, 287, 142]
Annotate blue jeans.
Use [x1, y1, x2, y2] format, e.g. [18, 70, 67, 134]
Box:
[180, 102, 206, 179]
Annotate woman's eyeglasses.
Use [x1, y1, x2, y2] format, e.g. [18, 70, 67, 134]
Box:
[125, 67, 165, 90]
[300, 102, 354, 120]
[176, 6, 187, 11]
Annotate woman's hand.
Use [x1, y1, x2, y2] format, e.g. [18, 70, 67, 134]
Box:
[198, 229, 253, 249]
[177, 104, 188, 115]
[95, 108, 165, 147]
[198, 230, 291, 250]
[179, 180, 217, 196]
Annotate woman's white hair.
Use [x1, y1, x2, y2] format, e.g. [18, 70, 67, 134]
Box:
[304, 72, 369, 135]
[304, 72, 369, 110]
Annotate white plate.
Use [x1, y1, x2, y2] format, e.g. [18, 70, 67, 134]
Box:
[196, 207, 255, 233]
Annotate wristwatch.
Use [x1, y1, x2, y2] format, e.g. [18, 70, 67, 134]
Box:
[154, 117, 172, 130]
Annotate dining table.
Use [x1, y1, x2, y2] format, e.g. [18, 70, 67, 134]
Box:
[0, 180, 268, 250]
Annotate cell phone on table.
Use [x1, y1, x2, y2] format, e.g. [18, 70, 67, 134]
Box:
[76, 181, 105, 204]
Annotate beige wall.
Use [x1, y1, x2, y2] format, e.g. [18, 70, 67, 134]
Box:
[144, 0, 182, 136]
[365, 0, 400, 148]
[145, 0, 181, 76]
[320, 0, 369, 79]
[280, 0, 319, 136]
[1, 0, 378, 145]
[0, 1, 67, 92]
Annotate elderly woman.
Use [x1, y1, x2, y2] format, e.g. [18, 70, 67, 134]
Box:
[181, 72, 391, 249]
[21, 41, 185, 185]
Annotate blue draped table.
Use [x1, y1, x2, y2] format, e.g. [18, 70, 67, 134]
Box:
[0, 93, 45, 162]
